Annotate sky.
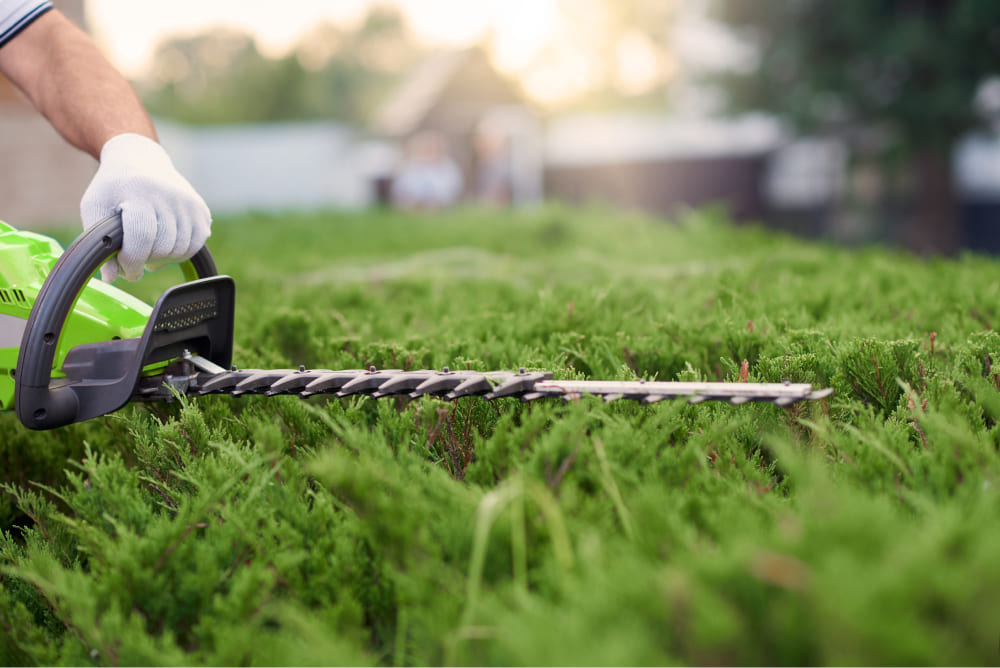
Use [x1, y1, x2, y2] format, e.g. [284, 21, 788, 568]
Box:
[85, 0, 746, 107]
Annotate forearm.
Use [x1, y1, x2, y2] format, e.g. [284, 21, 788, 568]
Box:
[0, 10, 155, 159]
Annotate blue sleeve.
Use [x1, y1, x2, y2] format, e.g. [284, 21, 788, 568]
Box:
[0, 1, 53, 48]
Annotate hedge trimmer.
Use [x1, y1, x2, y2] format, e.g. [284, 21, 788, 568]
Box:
[0, 216, 832, 430]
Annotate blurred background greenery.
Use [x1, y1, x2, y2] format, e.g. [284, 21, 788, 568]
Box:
[3, 1, 999, 252]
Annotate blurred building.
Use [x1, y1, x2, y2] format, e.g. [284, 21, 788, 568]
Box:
[0, 0, 96, 228]
[371, 46, 543, 206]
[543, 112, 785, 221]
[956, 130, 1000, 253]
[761, 137, 848, 238]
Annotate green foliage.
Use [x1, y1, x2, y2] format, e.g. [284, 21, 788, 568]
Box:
[139, 7, 421, 125]
[708, 1, 1000, 250]
[3, 206, 1000, 664]
[710, 0, 1000, 149]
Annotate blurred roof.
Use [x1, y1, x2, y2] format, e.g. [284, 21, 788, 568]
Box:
[372, 46, 528, 137]
[373, 49, 467, 136]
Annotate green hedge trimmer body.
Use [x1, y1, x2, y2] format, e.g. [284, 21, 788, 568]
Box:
[0, 218, 831, 430]
[0, 220, 152, 411]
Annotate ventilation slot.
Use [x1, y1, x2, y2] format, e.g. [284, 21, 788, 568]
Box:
[0, 289, 29, 306]
[153, 298, 219, 333]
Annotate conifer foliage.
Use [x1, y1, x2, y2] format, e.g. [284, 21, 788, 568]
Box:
[2, 207, 1000, 664]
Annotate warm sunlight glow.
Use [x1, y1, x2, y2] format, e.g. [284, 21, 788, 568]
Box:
[87, 0, 559, 76]
[482, 0, 560, 72]
[86, 1, 367, 74]
[86, 0, 674, 108]
[615, 31, 666, 96]
[520, 42, 603, 105]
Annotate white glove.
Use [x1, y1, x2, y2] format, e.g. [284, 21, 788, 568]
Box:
[80, 133, 211, 282]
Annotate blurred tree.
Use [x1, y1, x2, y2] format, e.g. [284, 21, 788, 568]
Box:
[140, 6, 420, 126]
[709, 0, 1000, 252]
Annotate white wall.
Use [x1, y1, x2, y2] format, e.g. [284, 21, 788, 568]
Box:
[155, 119, 372, 214]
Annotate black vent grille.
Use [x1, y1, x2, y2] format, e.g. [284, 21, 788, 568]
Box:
[153, 298, 219, 333]
[0, 288, 29, 306]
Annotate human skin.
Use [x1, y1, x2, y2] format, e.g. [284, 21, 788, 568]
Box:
[0, 9, 156, 159]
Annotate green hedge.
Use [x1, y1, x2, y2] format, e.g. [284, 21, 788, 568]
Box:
[2, 206, 999, 665]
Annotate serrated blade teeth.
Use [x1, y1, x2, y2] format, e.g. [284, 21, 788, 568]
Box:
[371, 371, 435, 398]
[335, 369, 403, 397]
[410, 372, 465, 398]
[198, 370, 252, 394]
[445, 374, 494, 400]
[300, 370, 366, 396]
[264, 369, 332, 396]
[808, 387, 834, 400]
[232, 369, 298, 396]
[484, 371, 553, 400]
[184, 363, 833, 408]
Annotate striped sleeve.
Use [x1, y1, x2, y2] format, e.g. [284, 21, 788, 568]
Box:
[0, 0, 53, 48]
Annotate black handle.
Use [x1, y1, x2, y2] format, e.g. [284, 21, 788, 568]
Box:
[14, 213, 219, 429]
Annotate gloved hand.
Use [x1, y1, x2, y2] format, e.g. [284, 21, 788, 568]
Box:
[80, 133, 211, 282]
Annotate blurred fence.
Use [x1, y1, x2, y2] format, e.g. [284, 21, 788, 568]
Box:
[156, 119, 371, 214]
